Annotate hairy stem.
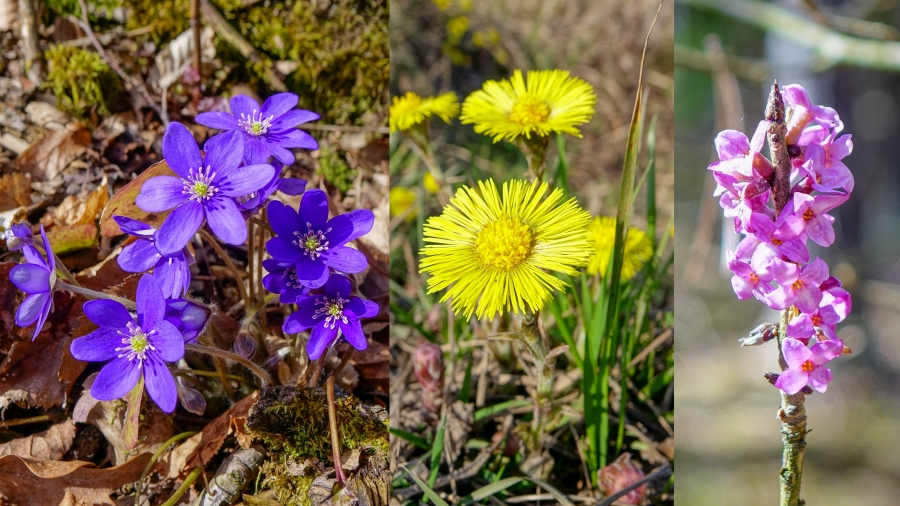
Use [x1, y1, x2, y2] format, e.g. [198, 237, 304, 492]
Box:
[185, 343, 272, 387]
[55, 281, 136, 308]
[517, 311, 555, 453]
[326, 376, 348, 486]
[198, 229, 251, 312]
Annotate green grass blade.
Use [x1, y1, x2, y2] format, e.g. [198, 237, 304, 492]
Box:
[554, 134, 569, 192]
[428, 411, 447, 490]
[390, 428, 431, 450]
[646, 115, 658, 246]
[474, 399, 532, 421]
[402, 465, 450, 506]
[463, 477, 524, 503]
[529, 477, 577, 506]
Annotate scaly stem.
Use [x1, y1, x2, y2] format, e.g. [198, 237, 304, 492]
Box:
[517, 311, 555, 454]
[185, 343, 272, 387]
[55, 281, 136, 308]
[407, 124, 450, 205]
[326, 376, 348, 486]
[517, 135, 551, 183]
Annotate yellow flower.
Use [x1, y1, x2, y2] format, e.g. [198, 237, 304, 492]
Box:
[390, 187, 418, 223]
[433, 0, 451, 11]
[446, 16, 469, 44]
[460, 69, 596, 143]
[587, 216, 653, 280]
[390, 91, 460, 133]
[423, 172, 440, 194]
[420, 179, 591, 320]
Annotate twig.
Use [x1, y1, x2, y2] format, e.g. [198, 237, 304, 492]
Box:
[799, 0, 899, 41]
[73, 0, 162, 117]
[301, 124, 390, 135]
[190, 0, 202, 75]
[0, 414, 61, 428]
[190, 446, 266, 506]
[326, 376, 348, 486]
[55, 281, 136, 308]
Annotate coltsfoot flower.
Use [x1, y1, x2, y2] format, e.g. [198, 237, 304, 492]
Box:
[586, 216, 653, 280]
[389, 91, 460, 133]
[460, 69, 596, 143]
[419, 178, 591, 320]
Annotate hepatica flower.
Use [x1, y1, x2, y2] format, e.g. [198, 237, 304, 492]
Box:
[265, 190, 374, 289]
[9, 226, 55, 341]
[163, 298, 210, 342]
[390, 91, 460, 133]
[461, 69, 596, 142]
[5, 222, 35, 253]
[136, 122, 275, 255]
[261, 259, 309, 303]
[70, 275, 184, 412]
[419, 178, 592, 320]
[282, 274, 379, 360]
[114, 216, 193, 299]
[775, 338, 843, 394]
[196, 93, 319, 165]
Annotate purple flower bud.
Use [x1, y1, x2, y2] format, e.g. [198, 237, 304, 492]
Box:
[413, 342, 444, 390]
[598, 453, 648, 505]
[234, 330, 257, 358]
[177, 383, 207, 415]
[5, 222, 34, 252]
[163, 298, 211, 342]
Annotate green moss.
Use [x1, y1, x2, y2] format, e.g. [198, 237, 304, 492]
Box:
[43, 44, 117, 118]
[317, 146, 357, 194]
[260, 460, 315, 506]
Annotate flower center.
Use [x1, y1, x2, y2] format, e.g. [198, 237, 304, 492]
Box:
[811, 315, 822, 326]
[801, 360, 814, 372]
[475, 216, 534, 271]
[803, 208, 814, 221]
[771, 238, 783, 246]
[284, 266, 303, 289]
[749, 272, 759, 284]
[183, 165, 219, 203]
[115, 321, 158, 364]
[313, 294, 349, 329]
[292, 223, 331, 261]
[237, 109, 275, 136]
[509, 96, 551, 126]
[394, 94, 422, 116]
[792, 279, 804, 290]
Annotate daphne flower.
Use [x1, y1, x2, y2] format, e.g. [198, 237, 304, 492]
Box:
[791, 192, 848, 247]
[70, 275, 185, 412]
[586, 216, 653, 280]
[782, 84, 843, 144]
[261, 259, 310, 303]
[265, 190, 374, 289]
[196, 93, 319, 165]
[420, 179, 591, 320]
[136, 122, 275, 255]
[113, 216, 194, 299]
[775, 338, 843, 394]
[460, 70, 596, 142]
[707, 122, 773, 180]
[10, 226, 55, 341]
[390, 91, 460, 133]
[768, 257, 830, 313]
[800, 142, 853, 194]
[282, 274, 379, 360]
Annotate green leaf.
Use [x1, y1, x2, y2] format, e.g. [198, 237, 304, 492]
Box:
[428, 411, 447, 490]
[390, 428, 430, 450]
[473, 399, 532, 422]
[464, 477, 523, 503]
[401, 465, 450, 506]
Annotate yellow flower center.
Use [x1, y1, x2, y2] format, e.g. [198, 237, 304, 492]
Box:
[509, 96, 551, 126]
[130, 333, 150, 354]
[193, 181, 209, 197]
[801, 360, 814, 372]
[475, 216, 534, 270]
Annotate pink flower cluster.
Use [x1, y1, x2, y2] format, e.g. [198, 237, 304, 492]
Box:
[709, 84, 853, 395]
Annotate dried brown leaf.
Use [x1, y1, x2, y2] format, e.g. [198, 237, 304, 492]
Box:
[0, 453, 151, 506]
[14, 124, 90, 181]
[99, 160, 175, 236]
[0, 420, 76, 460]
[0, 172, 32, 211]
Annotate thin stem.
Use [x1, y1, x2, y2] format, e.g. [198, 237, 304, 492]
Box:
[326, 376, 348, 486]
[135, 431, 199, 506]
[0, 414, 60, 428]
[160, 467, 202, 506]
[53, 253, 79, 286]
[198, 229, 251, 311]
[55, 281, 136, 308]
[172, 369, 251, 385]
[516, 310, 555, 473]
[185, 343, 272, 387]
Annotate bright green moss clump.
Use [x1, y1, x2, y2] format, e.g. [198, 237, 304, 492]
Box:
[43, 44, 116, 117]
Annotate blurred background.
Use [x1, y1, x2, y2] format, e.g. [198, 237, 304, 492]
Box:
[675, 0, 900, 504]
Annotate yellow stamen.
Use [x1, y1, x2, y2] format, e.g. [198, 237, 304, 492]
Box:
[475, 216, 534, 270]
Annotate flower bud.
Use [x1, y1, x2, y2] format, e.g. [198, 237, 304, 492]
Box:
[177, 383, 207, 415]
[598, 453, 647, 505]
[5, 222, 33, 251]
[164, 298, 211, 342]
[234, 330, 257, 359]
[413, 342, 444, 390]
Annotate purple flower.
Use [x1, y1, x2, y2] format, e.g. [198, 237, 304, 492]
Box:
[265, 190, 374, 288]
[163, 298, 210, 342]
[261, 259, 310, 303]
[282, 274, 379, 360]
[70, 275, 184, 413]
[707, 122, 773, 180]
[237, 165, 306, 214]
[791, 192, 848, 247]
[5, 222, 34, 253]
[799, 142, 854, 194]
[114, 216, 194, 299]
[774, 338, 843, 394]
[768, 257, 830, 313]
[10, 226, 55, 341]
[783, 84, 843, 144]
[747, 209, 809, 264]
[196, 93, 319, 165]
[136, 122, 275, 256]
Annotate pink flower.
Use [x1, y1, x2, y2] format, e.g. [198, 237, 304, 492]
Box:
[775, 338, 843, 394]
[598, 453, 648, 505]
[768, 258, 829, 313]
[791, 193, 848, 247]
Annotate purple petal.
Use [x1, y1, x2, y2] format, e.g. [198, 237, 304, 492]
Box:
[266, 236, 303, 263]
[144, 356, 177, 413]
[793, 284, 824, 314]
[714, 130, 750, 160]
[783, 84, 811, 109]
[118, 239, 161, 273]
[151, 320, 186, 362]
[243, 135, 270, 165]
[807, 366, 833, 393]
[83, 299, 133, 328]
[781, 338, 812, 370]
[299, 190, 329, 231]
[306, 324, 338, 360]
[70, 328, 124, 362]
[137, 274, 166, 330]
[811, 339, 843, 365]
[230, 95, 261, 119]
[806, 215, 835, 247]
[802, 258, 830, 286]
[196, 111, 239, 131]
[204, 131, 244, 174]
[296, 256, 329, 288]
[276, 177, 307, 196]
[156, 201, 204, 256]
[774, 368, 809, 395]
[153, 255, 191, 299]
[10, 263, 50, 294]
[267, 201, 300, 237]
[16, 291, 49, 327]
[268, 129, 318, 150]
[282, 301, 317, 333]
[266, 143, 295, 166]
[40, 226, 54, 272]
[163, 122, 202, 180]
[219, 163, 275, 197]
[326, 209, 375, 246]
[271, 110, 320, 130]
[113, 216, 154, 236]
[91, 357, 141, 401]
[339, 320, 367, 351]
[322, 246, 368, 274]
[262, 271, 287, 295]
[786, 314, 815, 339]
[205, 198, 247, 245]
[324, 274, 353, 298]
[260, 92, 299, 118]
[136, 176, 189, 213]
[32, 293, 52, 341]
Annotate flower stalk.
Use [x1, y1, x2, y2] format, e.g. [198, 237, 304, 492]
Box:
[517, 311, 556, 467]
[55, 280, 136, 308]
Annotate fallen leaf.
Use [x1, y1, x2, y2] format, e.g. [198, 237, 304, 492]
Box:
[49, 175, 109, 227]
[0, 420, 76, 460]
[123, 376, 144, 451]
[85, 398, 174, 466]
[45, 223, 97, 254]
[14, 124, 90, 181]
[0, 207, 27, 230]
[0, 453, 151, 506]
[350, 339, 389, 396]
[231, 417, 254, 449]
[0, 172, 32, 211]
[156, 391, 258, 479]
[100, 160, 175, 236]
[76, 175, 109, 226]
